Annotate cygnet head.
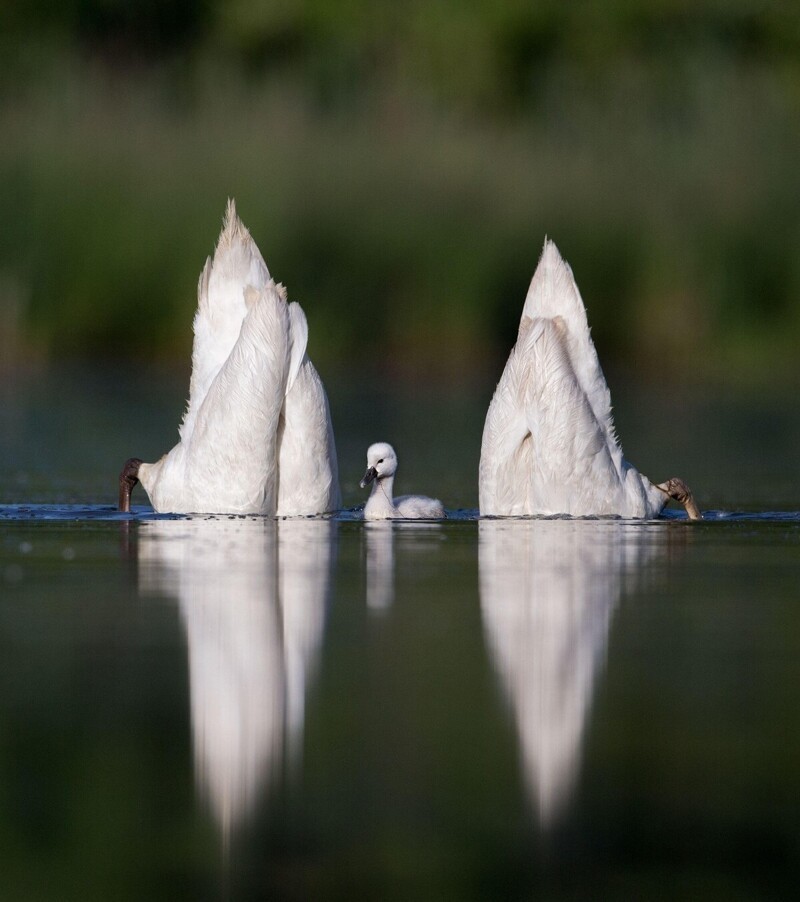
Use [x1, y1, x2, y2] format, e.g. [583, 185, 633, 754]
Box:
[360, 442, 398, 488]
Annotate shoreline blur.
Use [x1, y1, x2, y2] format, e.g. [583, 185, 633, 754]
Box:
[2, 4, 800, 388]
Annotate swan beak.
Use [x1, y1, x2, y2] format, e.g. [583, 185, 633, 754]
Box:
[657, 477, 702, 521]
[360, 467, 378, 489]
[119, 457, 142, 512]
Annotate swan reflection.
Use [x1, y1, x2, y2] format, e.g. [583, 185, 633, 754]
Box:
[479, 518, 665, 828]
[137, 516, 334, 838]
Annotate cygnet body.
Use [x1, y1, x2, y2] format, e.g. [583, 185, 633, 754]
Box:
[360, 443, 445, 520]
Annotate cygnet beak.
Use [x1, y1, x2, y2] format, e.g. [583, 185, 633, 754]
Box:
[360, 466, 378, 489]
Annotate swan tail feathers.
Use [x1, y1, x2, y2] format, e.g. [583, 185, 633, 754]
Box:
[196, 256, 212, 315]
[522, 239, 589, 331]
[182, 202, 275, 442]
[211, 200, 270, 289]
[218, 198, 252, 252]
[521, 238, 620, 458]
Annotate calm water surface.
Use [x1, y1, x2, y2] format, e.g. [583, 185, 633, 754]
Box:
[1, 369, 799, 899]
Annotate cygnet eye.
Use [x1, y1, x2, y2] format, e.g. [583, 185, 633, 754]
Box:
[377, 459, 384, 464]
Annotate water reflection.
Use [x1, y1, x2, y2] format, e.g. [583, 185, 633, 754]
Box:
[365, 522, 395, 612]
[363, 522, 445, 613]
[137, 517, 335, 839]
[479, 519, 666, 828]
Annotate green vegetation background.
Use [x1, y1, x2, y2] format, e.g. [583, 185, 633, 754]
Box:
[2, 0, 800, 386]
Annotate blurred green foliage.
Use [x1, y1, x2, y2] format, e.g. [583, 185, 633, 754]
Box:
[2, 0, 800, 384]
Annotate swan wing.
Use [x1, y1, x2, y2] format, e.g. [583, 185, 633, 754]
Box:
[480, 317, 538, 515]
[286, 301, 309, 394]
[520, 317, 620, 515]
[180, 281, 292, 514]
[180, 200, 271, 445]
[276, 350, 341, 516]
[481, 317, 622, 516]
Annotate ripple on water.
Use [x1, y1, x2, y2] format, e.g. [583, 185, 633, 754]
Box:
[0, 504, 798, 524]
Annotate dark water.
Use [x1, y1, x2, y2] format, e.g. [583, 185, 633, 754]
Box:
[1, 369, 800, 900]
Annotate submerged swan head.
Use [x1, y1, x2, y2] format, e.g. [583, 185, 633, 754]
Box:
[360, 442, 398, 487]
[119, 457, 143, 512]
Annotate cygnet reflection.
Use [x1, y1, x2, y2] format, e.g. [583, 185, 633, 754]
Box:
[363, 521, 444, 612]
[479, 518, 665, 828]
[137, 516, 334, 839]
[365, 521, 395, 612]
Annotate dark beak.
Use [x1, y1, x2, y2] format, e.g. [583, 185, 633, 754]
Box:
[360, 466, 378, 489]
[119, 458, 142, 512]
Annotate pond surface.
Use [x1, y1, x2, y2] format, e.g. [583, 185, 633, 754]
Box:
[1, 368, 799, 899]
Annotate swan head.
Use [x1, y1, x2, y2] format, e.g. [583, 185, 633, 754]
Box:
[360, 442, 398, 488]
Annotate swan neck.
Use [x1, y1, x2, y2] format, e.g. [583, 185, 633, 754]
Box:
[364, 473, 397, 518]
[371, 473, 394, 500]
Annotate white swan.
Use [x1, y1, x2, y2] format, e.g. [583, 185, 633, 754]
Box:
[360, 442, 445, 520]
[479, 240, 700, 519]
[119, 200, 340, 515]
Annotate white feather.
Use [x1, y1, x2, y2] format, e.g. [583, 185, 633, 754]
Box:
[361, 442, 445, 520]
[136, 201, 340, 515]
[277, 355, 341, 516]
[480, 240, 665, 518]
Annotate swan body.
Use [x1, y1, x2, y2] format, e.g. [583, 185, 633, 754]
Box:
[360, 442, 445, 520]
[119, 201, 340, 515]
[479, 240, 700, 519]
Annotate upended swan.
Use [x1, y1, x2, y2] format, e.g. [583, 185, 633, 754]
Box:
[479, 240, 700, 519]
[360, 442, 446, 520]
[119, 200, 340, 515]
